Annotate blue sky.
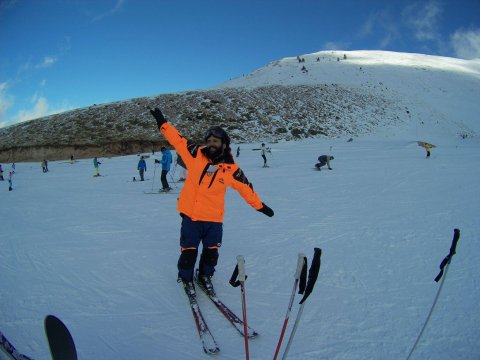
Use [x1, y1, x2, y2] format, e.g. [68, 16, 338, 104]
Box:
[1, 0, 479, 128]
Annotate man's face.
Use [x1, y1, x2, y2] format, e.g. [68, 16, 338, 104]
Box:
[206, 136, 226, 159]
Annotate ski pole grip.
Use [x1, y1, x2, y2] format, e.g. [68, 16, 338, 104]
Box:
[229, 264, 240, 287]
[449, 228, 460, 257]
[299, 256, 308, 295]
[295, 254, 306, 280]
[237, 255, 246, 282]
[434, 228, 460, 282]
[299, 248, 322, 304]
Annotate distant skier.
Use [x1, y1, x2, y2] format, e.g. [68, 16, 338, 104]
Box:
[41, 160, 47, 173]
[137, 156, 147, 181]
[315, 155, 334, 170]
[236, 146, 240, 158]
[425, 143, 432, 158]
[70, 154, 75, 164]
[0, 164, 4, 180]
[8, 171, 13, 191]
[93, 157, 101, 177]
[160, 146, 173, 191]
[262, 143, 270, 167]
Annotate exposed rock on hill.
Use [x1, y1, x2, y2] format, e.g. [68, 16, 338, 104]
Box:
[0, 84, 400, 162]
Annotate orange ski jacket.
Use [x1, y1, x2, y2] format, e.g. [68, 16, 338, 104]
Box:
[160, 123, 264, 222]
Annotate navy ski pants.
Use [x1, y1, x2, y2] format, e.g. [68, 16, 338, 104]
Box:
[177, 215, 223, 281]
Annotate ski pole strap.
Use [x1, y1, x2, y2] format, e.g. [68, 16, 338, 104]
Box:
[230, 257, 248, 288]
[434, 229, 460, 282]
[298, 256, 308, 295]
[299, 248, 322, 304]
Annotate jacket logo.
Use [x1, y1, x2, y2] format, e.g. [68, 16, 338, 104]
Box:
[218, 178, 225, 184]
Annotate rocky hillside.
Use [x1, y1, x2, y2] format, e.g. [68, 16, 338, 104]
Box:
[0, 84, 403, 162]
[1, 50, 478, 162]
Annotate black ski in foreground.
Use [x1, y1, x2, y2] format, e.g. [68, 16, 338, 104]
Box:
[44, 315, 77, 360]
[181, 280, 220, 355]
[195, 271, 258, 338]
[0, 331, 32, 360]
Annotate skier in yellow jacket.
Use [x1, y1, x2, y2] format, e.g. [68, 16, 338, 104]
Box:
[150, 107, 274, 287]
[425, 143, 432, 158]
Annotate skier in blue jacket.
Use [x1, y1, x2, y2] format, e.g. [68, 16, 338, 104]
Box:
[137, 156, 147, 181]
[160, 146, 173, 191]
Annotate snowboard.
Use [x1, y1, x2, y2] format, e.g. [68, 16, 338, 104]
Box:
[417, 141, 436, 148]
[45, 315, 77, 360]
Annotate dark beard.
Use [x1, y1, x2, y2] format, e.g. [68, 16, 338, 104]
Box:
[206, 146, 224, 163]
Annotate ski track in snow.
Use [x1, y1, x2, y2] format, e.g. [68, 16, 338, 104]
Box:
[1, 137, 479, 359]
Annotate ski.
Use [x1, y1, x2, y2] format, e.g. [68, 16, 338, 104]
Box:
[195, 272, 258, 338]
[45, 315, 78, 360]
[143, 190, 179, 195]
[181, 281, 220, 355]
[0, 331, 33, 360]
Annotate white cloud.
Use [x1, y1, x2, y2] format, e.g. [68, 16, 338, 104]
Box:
[18, 55, 58, 74]
[0, 82, 14, 119]
[403, 0, 442, 42]
[35, 56, 57, 69]
[90, 0, 126, 22]
[1, 94, 74, 127]
[322, 41, 351, 51]
[358, 10, 399, 49]
[15, 96, 50, 123]
[451, 28, 480, 59]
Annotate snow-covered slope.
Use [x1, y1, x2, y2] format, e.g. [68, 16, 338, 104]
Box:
[1, 133, 479, 359]
[217, 50, 480, 141]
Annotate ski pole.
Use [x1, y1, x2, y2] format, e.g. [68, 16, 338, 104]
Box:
[151, 162, 158, 192]
[237, 256, 250, 360]
[230, 256, 250, 359]
[168, 170, 177, 189]
[273, 254, 307, 360]
[282, 248, 322, 359]
[171, 162, 177, 180]
[406, 228, 460, 360]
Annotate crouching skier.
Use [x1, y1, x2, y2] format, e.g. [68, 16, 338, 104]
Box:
[149, 107, 274, 290]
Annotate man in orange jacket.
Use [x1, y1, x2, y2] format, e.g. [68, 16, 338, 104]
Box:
[150, 107, 274, 288]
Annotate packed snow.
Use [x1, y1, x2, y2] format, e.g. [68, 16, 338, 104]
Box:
[1, 50, 480, 359]
[1, 132, 479, 359]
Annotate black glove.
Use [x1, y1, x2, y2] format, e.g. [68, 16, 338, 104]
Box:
[150, 107, 167, 128]
[258, 203, 274, 217]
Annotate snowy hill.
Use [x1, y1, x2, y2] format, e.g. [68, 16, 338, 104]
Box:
[217, 50, 480, 141]
[1, 50, 479, 162]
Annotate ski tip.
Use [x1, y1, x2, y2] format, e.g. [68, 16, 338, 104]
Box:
[204, 346, 220, 355]
[249, 330, 259, 338]
[45, 315, 78, 360]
